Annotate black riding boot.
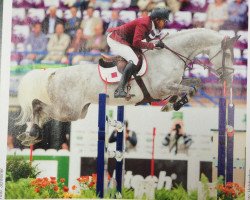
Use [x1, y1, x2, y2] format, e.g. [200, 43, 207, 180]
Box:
[114, 61, 136, 98]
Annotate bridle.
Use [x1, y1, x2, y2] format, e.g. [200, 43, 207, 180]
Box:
[162, 36, 237, 81]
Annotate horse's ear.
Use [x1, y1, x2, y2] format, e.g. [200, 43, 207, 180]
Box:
[235, 35, 241, 41]
[230, 35, 241, 44]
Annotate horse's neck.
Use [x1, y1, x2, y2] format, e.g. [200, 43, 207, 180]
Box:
[165, 29, 223, 59]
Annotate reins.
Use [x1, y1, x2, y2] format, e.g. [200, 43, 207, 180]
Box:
[162, 37, 235, 80]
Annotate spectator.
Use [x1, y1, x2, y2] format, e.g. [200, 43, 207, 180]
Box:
[72, 0, 91, 18]
[20, 23, 47, 65]
[111, 0, 132, 9]
[220, 0, 248, 31]
[139, 9, 150, 18]
[65, 6, 82, 38]
[165, 0, 181, 13]
[109, 120, 137, 152]
[80, 6, 103, 39]
[179, 0, 190, 10]
[42, 23, 70, 63]
[104, 10, 124, 33]
[94, 0, 112, 10]
[74, 23, 108, 64]
[7, 135, 14, 150]
[204, 0, 228, 31]
[137, 0, 167, 11]
[42, 6, 64, 35]
[162, 112, 192, 154]
[61, 28, 86, 64]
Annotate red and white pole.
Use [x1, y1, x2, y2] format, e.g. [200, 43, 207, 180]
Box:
[151, 127, 156, 176]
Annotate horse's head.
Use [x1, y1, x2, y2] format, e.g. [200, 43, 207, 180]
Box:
[208, 35, 240, 88]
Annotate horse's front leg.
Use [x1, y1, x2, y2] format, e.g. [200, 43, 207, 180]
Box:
[166, 83, 196, 97]
[160, 83, 195, 112]
[17, 99, 50, 146]
[181, 77, 201, 90]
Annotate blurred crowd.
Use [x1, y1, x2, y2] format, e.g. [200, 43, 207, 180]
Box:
[11, 0, 248, 66]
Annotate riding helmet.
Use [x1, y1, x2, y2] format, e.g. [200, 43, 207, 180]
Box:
[150, 8, 170, 21]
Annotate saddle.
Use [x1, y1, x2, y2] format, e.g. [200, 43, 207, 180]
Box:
[99, 52, 143, 74]
[98, 52, 160, 105]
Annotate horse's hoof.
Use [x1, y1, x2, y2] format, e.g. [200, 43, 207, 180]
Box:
[161, 103, 174, 112]
[17, 131, 39, 142]
[16, 132, 28, 141]
[21, 139, 42, 147]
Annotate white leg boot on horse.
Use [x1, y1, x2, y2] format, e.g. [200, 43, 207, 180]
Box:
[160, 83, 196, 112]
[114, 61, 137, 98]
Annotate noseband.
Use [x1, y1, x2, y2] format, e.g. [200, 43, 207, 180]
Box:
[209, 37, 234, 81]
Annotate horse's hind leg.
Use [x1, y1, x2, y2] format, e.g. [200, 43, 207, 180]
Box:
[80, 103, 91, 119]
[17, 99, 51, 146]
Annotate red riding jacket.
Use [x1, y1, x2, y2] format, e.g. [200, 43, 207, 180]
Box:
[107, 16, 156, 50]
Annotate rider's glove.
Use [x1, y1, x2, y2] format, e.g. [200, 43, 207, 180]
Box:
[155, 40, 165, 49]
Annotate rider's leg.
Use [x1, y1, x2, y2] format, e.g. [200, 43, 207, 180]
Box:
[107, 34, 139, 98]
[114, 61, 137, 98]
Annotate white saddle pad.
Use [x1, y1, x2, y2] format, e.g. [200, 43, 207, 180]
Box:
[98, 55, 147, 83]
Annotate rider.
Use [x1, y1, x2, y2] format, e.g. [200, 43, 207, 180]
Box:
[107, 8, 170, 98]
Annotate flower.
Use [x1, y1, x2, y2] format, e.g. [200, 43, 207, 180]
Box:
[34, 187, 40, 193]
[88, 181, 95, 188]
[63, 192, 73, 199]
[41, 180, 49, 188]
[217, 181, 245, 198]
[92, 174, 97, 183]
[51, 179, 57, 184]
[72, 185, 77, 190]
[44, 177, 49, 181]
[53, 186, 59, 191]
[60, 178, 65, 183]
[63, 186, 69, 192]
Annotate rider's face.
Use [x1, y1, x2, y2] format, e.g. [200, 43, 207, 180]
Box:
[155, 19, 166, 30]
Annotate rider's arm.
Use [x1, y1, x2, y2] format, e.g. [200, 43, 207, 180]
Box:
[133, 24, 155, 50]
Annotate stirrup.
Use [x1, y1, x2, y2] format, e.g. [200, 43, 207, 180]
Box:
[173, 95, 188, 111]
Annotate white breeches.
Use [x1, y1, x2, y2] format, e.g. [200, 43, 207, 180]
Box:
[107, 33, 139, 65]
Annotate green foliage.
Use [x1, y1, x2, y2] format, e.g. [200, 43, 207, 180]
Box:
[79, 189, 97, 198]
[155, 186, 189, 200]
[122, 188, 135, 199]
[6, 155, 40, 182]
[200, 173, 216, 200]
[200, 173, 210, 198]
[5, 178, 40, 199]
[11, 64, 66, 75]
[188, 190, 198, 200]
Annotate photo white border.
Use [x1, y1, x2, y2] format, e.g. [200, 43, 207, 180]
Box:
[245, 7, 250, 199]
[0, 0, 248, 199]
[0, 0, 12, 199]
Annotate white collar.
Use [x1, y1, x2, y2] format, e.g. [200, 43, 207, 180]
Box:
[151, 21, 160, 35]
[148, 21, 161, 39]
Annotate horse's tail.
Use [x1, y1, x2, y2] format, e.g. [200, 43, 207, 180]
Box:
[16, 69, 54, 125]
[16, 71, 35, 125]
